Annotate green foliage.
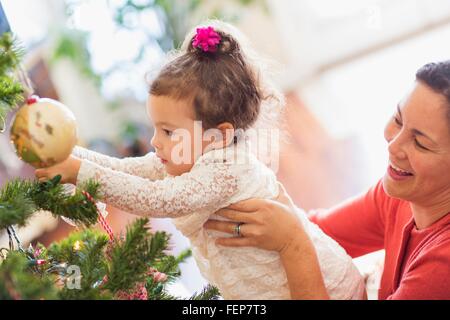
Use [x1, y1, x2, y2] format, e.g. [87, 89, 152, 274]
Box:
[52, 31, 101, 87]
[190, 284, 221, 300]
[1, 217, 219, 300]
[48, 229, 110, 300]
[0, 175, 102, 229]
[0, 251, 58, 300]
[105, 218, 167, 293]
[114, 0, 267, 51]
[0, 32, 24, 122]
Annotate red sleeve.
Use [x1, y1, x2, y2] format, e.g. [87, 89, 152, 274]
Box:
[308, 180, 387, 258]
[387, 239, 450, 300]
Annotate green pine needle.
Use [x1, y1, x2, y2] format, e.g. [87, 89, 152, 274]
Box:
[0, 175, 102, 229]
[105, 218, 153, 293]
[189, 284, 221, 300]
[0, 251, 58, 300]
[0, 32, 25, 118]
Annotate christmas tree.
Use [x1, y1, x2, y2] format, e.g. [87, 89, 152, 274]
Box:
[0, 32, 24, 130]
[0, 33, 219, 300]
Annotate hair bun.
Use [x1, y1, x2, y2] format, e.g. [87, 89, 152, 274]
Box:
[216, 32, 239, 55]
[188, 26, 239, 56]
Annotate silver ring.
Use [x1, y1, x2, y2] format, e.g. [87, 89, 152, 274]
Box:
[234, 222, 244, 237]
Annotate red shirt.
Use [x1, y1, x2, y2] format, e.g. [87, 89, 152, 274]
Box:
[309, 180, 450, 300]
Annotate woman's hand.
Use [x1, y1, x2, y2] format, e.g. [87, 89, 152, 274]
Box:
[205, 183, 330, 299]
[35, 155, 82, 185]
[204, 183, 305, 254]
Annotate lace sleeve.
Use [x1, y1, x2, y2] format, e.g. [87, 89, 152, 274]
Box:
[72, 146, 165, 180]
[76, 156, 238, 218]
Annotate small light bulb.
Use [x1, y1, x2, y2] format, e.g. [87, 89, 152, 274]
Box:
[73, 240, 82, 251]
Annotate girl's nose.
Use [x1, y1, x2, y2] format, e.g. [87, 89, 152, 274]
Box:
[151, 133, 161, 150]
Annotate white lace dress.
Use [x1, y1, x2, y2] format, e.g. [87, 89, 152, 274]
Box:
[73, 141, 365, 299]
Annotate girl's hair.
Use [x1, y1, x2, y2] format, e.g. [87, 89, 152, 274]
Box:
[149, 20, 284, 132]
[416, 60, 450, 126]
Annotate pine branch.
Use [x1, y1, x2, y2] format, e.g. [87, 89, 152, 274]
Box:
[0, 75, 24, 108]
[0, 33, 24, 74]
[105, 218, 153, 293]
[0, 32, 25, 119]
[31, 176, 101, 227]
[48, 229, 110, 300]
[0, 192, 37, 228]
[189, 284, 221, 300]
[152, 249, 191, 284]
[0, 175, 102, 229]
[0, 251, 57, 300]
[0, 179, 37, 228]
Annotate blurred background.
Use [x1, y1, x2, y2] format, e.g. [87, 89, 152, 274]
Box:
[1, 0, 450, 298]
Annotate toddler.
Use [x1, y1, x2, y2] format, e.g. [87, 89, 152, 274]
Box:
[36, 21, 365, 299]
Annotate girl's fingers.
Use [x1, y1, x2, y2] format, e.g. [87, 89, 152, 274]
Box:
[203, 220, 237, 234]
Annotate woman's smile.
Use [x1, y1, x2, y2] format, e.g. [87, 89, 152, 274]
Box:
[387, 162, 414, 181]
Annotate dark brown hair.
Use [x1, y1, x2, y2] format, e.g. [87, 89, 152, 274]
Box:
[416, 60, 450, 125]
[149, 26, 263, 130]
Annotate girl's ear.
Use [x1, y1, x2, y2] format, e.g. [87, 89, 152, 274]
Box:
[216, 122, 235, 147]
[202, 122, 235, 152]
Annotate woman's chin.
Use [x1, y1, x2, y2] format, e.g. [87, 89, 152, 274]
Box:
[382, 174, 414, 200]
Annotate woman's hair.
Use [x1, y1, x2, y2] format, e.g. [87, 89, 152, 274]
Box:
[416, 60, 450, 124]
[149, 20, 284, 131]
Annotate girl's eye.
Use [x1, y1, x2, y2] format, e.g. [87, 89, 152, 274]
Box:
[394, 116, 402, 126]
[163, 129, 172, 136]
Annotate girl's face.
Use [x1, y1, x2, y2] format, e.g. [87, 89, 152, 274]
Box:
[383, 81, 450, 207]
[147, 95, 211, 176]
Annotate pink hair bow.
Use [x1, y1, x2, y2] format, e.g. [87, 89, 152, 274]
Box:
[192, 26, 221, 53]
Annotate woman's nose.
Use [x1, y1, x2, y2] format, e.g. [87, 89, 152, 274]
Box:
[387, 134, 407, 160]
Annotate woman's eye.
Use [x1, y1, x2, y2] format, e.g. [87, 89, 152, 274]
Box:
[414, 139, 429, 151]
[163, 129, 172, 136]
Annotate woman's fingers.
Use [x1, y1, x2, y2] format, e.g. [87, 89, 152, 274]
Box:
[204, 220, 237, 234]
[227, 198, 264, 212]
[215, 237, 254, 248]
[215, 208, 259, 223]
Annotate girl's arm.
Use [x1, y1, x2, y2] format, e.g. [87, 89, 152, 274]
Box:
[75, 156, 238, 218]
[72, 146, 165, 181]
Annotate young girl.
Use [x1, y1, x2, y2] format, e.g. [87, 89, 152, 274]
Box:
[36, 21, 365, 299]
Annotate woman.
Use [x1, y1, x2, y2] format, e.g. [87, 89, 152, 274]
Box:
[204, 61, 450, 300]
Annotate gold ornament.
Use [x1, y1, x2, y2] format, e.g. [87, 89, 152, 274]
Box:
[10, 96, 78, 168]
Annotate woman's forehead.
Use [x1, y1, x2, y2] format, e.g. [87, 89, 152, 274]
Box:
[400, 82, 450, 144]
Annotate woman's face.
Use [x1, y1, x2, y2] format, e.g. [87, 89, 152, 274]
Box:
[383, 81, 450, 206]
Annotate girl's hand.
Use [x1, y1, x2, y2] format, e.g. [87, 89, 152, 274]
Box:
[204, 183, 306, 254]
[35, 155, 82, 185]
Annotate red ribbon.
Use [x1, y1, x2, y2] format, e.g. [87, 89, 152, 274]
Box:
[81, 190, 158, 300]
